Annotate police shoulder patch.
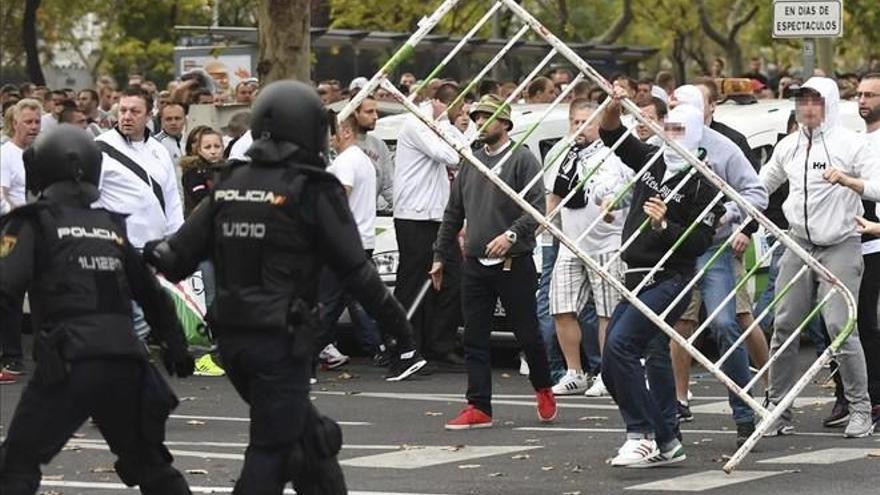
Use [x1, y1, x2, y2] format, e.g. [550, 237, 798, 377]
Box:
[0, 234, 17, 258]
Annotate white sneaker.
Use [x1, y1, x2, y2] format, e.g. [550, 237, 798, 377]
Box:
[552, 371, 590, 395]
[319, 343, 350, 369]
[585, 373, 609, 397]
[611, 438, 659, 467]
[519, 353, 530, 376]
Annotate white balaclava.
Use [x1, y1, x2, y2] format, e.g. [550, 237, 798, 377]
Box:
[663, 104, 704, 180]
[673, 85, 705, 114]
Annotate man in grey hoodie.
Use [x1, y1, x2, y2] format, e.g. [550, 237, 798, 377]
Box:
[353, 95, 395, 210]
[663, 84, 769, 447]
[761, 76, 880, 438]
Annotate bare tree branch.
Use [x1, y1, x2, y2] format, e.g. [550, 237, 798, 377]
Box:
[697, 0, 728, 48]
[592, 0, 633, 45]
[729, 4, 759, 41]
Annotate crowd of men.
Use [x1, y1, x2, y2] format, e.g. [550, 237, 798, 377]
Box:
[1, 57, 880, 487]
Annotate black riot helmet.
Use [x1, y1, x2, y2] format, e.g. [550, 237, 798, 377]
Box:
[23, 124, 103, 196]
[247, 80, 329, 167]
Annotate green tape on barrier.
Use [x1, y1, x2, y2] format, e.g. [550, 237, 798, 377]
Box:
[380, 44, 416, 74]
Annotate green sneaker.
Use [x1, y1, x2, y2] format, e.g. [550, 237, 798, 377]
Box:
[193, 354, 225, 377]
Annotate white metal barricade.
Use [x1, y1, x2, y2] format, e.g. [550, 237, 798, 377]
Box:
[339, 0, 859, 473]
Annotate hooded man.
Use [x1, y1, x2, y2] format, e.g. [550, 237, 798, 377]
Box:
[760, 76, 880, 438]
[599, 89, 725, 468]
[665, 84, 769, 446]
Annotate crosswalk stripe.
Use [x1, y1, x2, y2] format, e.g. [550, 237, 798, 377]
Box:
[515, 426, 843, 438]
[169, 414, 370, 426]
[624, 470, 791, 491]
[689, 397, 834, 415]
[340, 445, 542, 469]
[39, 480, 455, 495]
[757, 448, 878, 465]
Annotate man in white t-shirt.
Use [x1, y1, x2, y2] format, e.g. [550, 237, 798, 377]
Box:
[1, 99, 41, 214]
[0, 98, 41, 377]
[315, 113, 383, 371]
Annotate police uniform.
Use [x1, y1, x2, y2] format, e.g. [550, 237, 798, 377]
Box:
[144, 81, 426, 495]
[0, 125, 195, 495]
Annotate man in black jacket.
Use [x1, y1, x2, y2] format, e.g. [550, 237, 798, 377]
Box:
[599, 89, 724, 468]
[0, 125, 194, 495]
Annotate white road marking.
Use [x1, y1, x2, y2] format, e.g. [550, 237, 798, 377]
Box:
[689, 397, 834, 415]
[312, 391, 619, 410]
[170, 413, 370, 426]
[68, 438, 401, 450]
[39, 480, 454, 495]
[757, 448, 878, 465]
[624, 470, 791, 491]
[340, 445, 542, 469]
[515, 426, 843, 438]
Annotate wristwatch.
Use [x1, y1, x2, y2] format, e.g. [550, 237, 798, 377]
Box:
[504, 230, 518, 244]
[652, 219, 668, 232]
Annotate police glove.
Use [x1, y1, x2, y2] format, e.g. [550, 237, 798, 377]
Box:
[162, 349, 196, 378]
[142, 239, 167, 267]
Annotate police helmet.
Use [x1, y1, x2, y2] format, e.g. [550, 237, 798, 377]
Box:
[23, 124, 102, 194]
[250, 80, 329, 156]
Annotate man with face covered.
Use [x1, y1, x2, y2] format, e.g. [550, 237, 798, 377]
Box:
[664, 85, 768, 447]
[432, 94, 557, 430]
[761, 77, 880, 438]
[599, 87, 725, 468]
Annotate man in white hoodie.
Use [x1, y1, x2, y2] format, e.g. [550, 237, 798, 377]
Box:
[761, 77, 880, 438]
[393, 83, 466, 367]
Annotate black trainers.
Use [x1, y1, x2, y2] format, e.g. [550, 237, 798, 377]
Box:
[736, 421, 756, 448]
[372, 350, 391, 367]
[677, 401, 693, 422]
[823, 399, 850, 427]
[386, 349, 427, 382]
[1, 358, 25, 375]
[872, 405, 880, 426]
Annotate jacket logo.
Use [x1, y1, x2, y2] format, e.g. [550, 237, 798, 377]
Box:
[57, 227, 125, 245]
[222, 222, 266, 239]
[214, 189, 287, 205]
[812, 161, 827, 170]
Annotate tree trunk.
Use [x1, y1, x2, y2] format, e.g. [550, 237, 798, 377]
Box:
[256, 0, 311, 84]
[726, 43, 743, 76]
[23, 0, 45, 85]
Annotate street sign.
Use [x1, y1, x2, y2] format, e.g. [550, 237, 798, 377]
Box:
[772, 0, 843, 38]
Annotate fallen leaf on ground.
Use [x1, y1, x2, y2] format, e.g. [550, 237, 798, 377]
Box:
[424, 411, 443, 416]
[179, 396, 197, 402]
[501, 373, 511, 378]
[867, 450, 880, 458]
[578, 416, 608, 421]
[541, 466, 555, 471]
[337, 372, 355, 380]
[71, 433, 86, 438]
[563, 491, 582, 495]
[41, 475, 64, 481]
[185, 469, 209, 475]
[90, 466, 115, 473]
[442, 445, 465, 451]
[571, 465, 583, 473]
[511, 454, 530, 460]
[458, 464, 481, 469]
[489, 472, 504, 477]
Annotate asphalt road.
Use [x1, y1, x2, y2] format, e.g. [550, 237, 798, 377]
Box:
[1, 345, 878, 495]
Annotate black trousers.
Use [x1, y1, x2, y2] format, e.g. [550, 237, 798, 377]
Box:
[0, 360, 190, 495]
[394, 219, 462, 358]
[460, 256, 552, 415]
[859, 253, 880, 405]
[218, 333, 316, 495]
[0, 299, 24, 360]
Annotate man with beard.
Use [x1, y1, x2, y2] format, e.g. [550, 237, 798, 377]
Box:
[353, 95, 394, 210]
[432, 94, 557, 430]
[828, 74, 880, 427]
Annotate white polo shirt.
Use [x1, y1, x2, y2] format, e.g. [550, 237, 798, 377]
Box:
[94, 129, 184, 248]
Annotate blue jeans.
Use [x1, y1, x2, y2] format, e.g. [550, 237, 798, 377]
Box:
[687, 247, 754, 424]
[603, 274, 691, 444]
[537, 242, 601, 379]
[754, 237, 826, 355]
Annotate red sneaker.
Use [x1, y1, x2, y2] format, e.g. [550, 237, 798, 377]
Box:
[536, 387, 557, 422]
[0, 370, 16, 385]
[445, 405, 493, 430]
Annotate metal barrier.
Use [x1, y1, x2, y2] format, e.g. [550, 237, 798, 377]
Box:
[339, 0, 859, 473]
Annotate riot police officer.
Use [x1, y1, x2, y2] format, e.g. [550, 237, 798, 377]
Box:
[143, 80, 427, 495]
[0, 125, 195, 495]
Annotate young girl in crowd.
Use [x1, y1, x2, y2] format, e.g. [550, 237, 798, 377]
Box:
[180, 125, 224, 217]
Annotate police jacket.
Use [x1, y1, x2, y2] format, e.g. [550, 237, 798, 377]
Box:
[0, 182, 188, 361]
[154, 154, 399, 334]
